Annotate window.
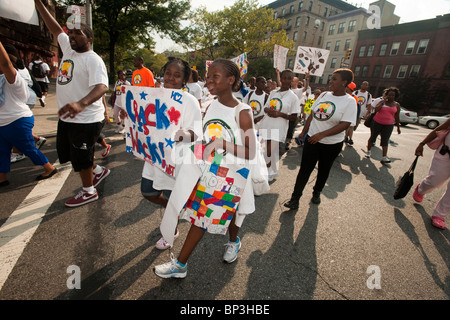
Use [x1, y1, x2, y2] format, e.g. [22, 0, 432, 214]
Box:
[290, 5, 295, 13]
[281, 8, 285, 16]
[379, 43, 388, 56]
[325, 42, 331, 50]
[362, 65, 369, 77]
[354, 66, 361, 77]
[367, 44, 375, 57]
[338, 22, 345, 34]
[348, 20, 356, 32]
[303, 31, 307, 40]
[296, 16, 301, 27]
[308, 1, 313, 11]
[323, 7, 328, 17]
[404, 41, 416, 55]
[344, 39, 351, 50]
[287, 19, 291, 27]
[330, 58, 337, 68]
[372, 65, 382, 78]
[321, 22, 325, 31]
[328, 24, 335, 35]
[317, 36, 322, 46]
[298, 1, 303, 11]
[293, 31, 298, 41]
[306, 16, 310, 26]
[359, 45, 366, 57]
[334, 40, 341, 51]
[383, 65, 394, 78]
[274, 11, 278, 19]
[410, 65, 421, 78]
[288, 59, 294, 69]
[417, 39, 429, 54]
[390, 42, 400, 55]
[397, 65, 408, 78]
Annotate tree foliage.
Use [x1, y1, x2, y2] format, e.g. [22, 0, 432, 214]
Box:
[56, 0, 191, 82]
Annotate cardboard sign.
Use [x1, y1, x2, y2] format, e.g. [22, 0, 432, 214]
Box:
[122, 86, 187, 177]
[273, 45, 289, 70]
[293, 46, 330, 76]
[231, 53, 249, 77]
[0, 0, 39, 25]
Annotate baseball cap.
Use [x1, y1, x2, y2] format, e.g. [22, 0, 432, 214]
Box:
[347, 82, 356, 91]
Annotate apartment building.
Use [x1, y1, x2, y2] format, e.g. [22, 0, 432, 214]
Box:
[352, 14, 450, 114]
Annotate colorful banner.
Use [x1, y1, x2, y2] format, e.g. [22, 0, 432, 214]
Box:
[160, 143, 250, 244]
[293, 46, 330, 76]
[0, 0, 39, 25]
[273, 44, 289, 70]
[122, 86, 187, 177]
[231, 53, 249, 77]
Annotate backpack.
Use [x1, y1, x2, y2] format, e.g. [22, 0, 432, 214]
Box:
[31, 62, 46, 78]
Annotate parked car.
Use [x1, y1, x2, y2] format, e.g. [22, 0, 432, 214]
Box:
[418, 114, 450, 129]
[399, 107, 418, 126]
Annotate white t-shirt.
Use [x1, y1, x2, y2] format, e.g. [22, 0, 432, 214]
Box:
[243, 90, 267, 120]
[18, 68, 37, 105]
[0, 72, 33, 127]
[113, 79, 130, 109]
[185, 82, 202, 100]
[258, 89, 300, 142]
[307, 92, 357, 144]
[56, 33, 109, 124]
[28, 61, 50, 83]
[233, 91, 244, 102]
[355, 90, 372, 118]
[141, 91, 202, 191]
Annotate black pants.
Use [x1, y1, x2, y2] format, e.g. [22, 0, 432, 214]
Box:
[290, 137, 343, 200]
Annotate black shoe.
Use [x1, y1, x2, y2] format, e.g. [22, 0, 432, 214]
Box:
[311, 192, 321, 204]
[36, 168, 58, 181]
[0, 180, 10, 187]
[284, 199, 299, 210]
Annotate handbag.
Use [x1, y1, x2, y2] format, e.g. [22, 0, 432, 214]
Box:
[393, 156, 419, 200]
[235, 104, 270, 196]
[427, 128, 450, 150]
[364, 112, 376, 128]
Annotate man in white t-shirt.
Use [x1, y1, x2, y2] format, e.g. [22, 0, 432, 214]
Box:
[354, 81, 372, 129]
[28, 55, 50, 107]
[243, 76, 268, 127]
[35, 0, 109, 207]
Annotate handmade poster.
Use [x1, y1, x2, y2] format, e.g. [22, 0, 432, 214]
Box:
[293, 46, 330, 76]
[273, 45, 289, 70]
[206, 60, 213, 72]
[122, 86, 187, 177]
[231, 53, 249, 77]
[0, 0, 39, 25]
[160, 143, 250, 245]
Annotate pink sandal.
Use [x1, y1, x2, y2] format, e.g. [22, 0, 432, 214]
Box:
[431, 217, 446, 230]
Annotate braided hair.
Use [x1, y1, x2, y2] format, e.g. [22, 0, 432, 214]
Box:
[210, 58, 241, 92]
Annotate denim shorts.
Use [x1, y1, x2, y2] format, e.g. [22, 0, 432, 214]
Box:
[140, 177, 172, 200]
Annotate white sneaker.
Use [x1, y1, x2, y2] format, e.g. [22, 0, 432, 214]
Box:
[154, 253, 187, 278]
[155, 229, 179, 250]
[11, 153, 26, 163]
[223, 237, 241, 263]
[381, 156, 391, 164]
[35, 137, 47, 149]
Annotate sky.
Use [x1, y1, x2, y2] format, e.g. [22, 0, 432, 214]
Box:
[154, 0, 450, 53]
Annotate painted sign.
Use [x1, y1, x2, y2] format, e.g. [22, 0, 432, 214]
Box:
[273, 45, 289, 70]
[293, 46, 330, 76]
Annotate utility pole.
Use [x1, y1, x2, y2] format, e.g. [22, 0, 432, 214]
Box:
[86, 0, 93, 49]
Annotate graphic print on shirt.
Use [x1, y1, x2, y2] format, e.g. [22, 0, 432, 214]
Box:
[57, 59, 74, 85]
[203, 118, 236, 143]
[133, 74, 142, 85]
[358, 96, 366, 106]
[313, 101, 336, 121]
[249, 99, 263, 116]
[269, 98, 283, 111]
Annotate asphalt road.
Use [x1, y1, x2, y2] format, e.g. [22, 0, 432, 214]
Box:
[0, 121, 448, 307]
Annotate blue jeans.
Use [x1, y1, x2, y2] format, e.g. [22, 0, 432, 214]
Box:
[0, 116, 48, 173]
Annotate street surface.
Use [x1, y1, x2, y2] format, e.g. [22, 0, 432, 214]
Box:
[0, 88, 448, 305]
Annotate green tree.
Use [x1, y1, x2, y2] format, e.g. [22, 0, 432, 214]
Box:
[57, 0, 191, 83]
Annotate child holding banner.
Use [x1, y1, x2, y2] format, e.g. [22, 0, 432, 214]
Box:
[154, 58, 256, 278]
[140, 57, 202, 250]
[258, 69, 300, 181]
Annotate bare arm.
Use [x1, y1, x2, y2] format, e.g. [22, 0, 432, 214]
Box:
[34, 0, 64, 38]
[415, 118, 450, 156]
[0, 41, 16, 84]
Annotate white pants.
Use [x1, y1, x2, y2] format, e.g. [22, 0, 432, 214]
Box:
[418, 153, 450, 219]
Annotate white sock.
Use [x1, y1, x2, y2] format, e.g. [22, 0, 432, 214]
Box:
[83, 186, 95, 194]
[93, 165, 103, 175]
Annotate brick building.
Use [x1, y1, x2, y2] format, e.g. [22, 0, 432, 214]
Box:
[351, 14, 450, 115]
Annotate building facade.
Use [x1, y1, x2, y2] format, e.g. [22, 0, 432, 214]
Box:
[351, 14, 450, 114]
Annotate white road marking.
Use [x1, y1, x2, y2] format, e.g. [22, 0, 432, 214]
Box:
[0, 161, 72, 291]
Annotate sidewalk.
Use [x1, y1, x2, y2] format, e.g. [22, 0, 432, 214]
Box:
[31, 79, 113, 137]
